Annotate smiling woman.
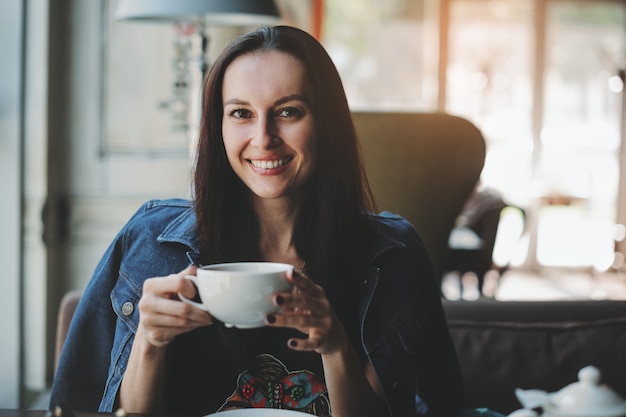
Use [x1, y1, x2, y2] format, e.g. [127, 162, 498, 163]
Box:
[50, 25, 464, 417]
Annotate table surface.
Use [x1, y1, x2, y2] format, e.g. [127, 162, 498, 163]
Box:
[0, 410, 198, 417]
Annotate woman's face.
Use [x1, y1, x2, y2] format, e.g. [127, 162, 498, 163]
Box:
[221, 51, 316, 202]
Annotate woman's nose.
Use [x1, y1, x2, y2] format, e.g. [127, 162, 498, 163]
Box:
[251, 117, 279, 148]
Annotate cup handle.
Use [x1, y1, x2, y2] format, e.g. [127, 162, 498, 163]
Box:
[177, 275, 209, 312]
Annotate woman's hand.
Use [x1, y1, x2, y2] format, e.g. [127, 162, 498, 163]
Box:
[137, 265, 214, 348]
[121, 265, 214, 412]
[266, 269, 348, 355]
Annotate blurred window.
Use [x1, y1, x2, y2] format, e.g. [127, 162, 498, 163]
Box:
[322, 0, 440, 110]
[323, 0, 626, 270]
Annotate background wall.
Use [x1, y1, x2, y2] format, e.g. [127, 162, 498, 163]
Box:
[0, 0, 24, 408]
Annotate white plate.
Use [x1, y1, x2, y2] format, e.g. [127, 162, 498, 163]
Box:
[205, 409, 311, 417]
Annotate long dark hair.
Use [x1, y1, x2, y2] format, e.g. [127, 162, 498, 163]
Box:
[193, 25, 376, 309]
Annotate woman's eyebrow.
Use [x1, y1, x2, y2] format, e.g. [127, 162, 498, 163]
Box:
[223, 94, 310, 107]
[223, 98, 249, 106]
[275, 94, 310, 106]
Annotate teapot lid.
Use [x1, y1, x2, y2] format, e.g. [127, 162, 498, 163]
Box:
[546, 366, 626, 417]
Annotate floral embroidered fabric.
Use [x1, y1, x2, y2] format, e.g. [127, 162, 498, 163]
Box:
[220, 354, 331, 416]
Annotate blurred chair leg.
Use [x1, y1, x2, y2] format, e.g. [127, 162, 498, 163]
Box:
[477, 273, 485, 296]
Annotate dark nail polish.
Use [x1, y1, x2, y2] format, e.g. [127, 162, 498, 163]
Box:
[275, 295, 284, 305]
[266, 314, 276, 324]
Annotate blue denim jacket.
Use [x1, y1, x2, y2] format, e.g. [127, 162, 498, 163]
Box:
[50, 199, 464, 417]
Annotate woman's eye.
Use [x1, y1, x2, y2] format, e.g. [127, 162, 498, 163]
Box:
[277, 107, 302, 119]
[229, 108, 252, 119]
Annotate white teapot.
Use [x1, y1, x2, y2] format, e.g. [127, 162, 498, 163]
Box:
[508, 366, 626, 417]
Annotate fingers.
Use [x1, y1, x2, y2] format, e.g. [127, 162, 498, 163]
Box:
[267, 307, 329, 326]
[139, 290, 211, 327]
[267, 271, 346, 354]
[273, 291, 326, 316]
[268, 312, 346, 355]
[137, 267, 213, 347]
[286, 269, 325, 297]
[277, 270, 327, 311]
[285, 330, 346, 354]
[287, 334, 320, 352]
[272, 270, 328, 317]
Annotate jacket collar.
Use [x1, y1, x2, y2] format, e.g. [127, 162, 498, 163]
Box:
[156, 205, 200, 253]
[154, 206, 408, 266]
[365, 212, 409, 263]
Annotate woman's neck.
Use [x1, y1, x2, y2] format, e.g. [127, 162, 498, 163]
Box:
[253, 195, 302, 268]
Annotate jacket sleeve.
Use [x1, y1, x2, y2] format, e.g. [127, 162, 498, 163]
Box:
[405, 222, 466, 417]
[49, 204, 146, 412]
[416, 234, 465, 416]
[369, 216, 465, 417]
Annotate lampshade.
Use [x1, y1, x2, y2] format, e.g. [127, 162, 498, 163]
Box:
[115, 0, 281, 25]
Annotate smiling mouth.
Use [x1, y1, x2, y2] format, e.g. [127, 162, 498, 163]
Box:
[249, 158, 291, 169]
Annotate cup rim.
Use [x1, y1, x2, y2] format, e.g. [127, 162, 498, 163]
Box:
[198, 261, 293, 274]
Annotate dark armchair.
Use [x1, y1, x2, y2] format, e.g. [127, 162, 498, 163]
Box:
[353, 112, 486, 281]
[444, 299, 626, 414]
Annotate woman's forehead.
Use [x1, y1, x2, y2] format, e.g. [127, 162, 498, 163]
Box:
[222, 51, 311, 100]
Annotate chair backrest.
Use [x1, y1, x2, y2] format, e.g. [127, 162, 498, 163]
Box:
[54, 288, 83, 374]
[353, 112, 486, 280]
[448, 188, 508, 276]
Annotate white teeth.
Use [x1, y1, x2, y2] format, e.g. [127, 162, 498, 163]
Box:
[250, 158, 289, 169]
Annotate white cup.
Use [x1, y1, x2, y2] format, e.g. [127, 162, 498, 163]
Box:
[179, 262, 293, 329]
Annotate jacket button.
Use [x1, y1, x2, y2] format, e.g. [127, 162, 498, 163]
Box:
[121, 301, 134, 316]
[392, 380, 401, 390]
